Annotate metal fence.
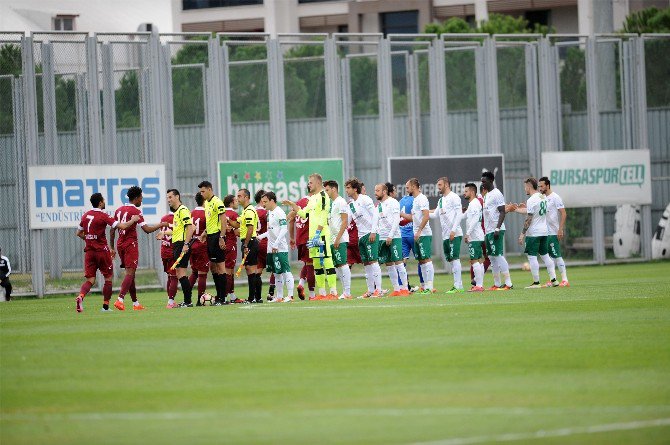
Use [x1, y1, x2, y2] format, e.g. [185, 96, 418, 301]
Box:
[0, 32, 668, 296]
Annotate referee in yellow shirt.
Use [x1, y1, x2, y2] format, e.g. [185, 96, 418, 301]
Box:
[236, 188, 262, 303]
[166, 189, 195, 308]
[198, 181, 228, 305]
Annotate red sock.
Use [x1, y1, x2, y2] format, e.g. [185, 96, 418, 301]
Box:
[305, 264, 315, 290]
[483, 257, 491, 273]
[80, 281, 93, 297]
[129, 282, 137, 302]
[167, 275, 178, 298]
[226, 273, 234, 295]
[103, 280, 113, 304]
[119, 274, 133, 299]
[188, 271, 197, 287]
[198, 274, 207, 297]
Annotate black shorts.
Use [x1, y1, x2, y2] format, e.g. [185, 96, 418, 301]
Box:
[207, 232, 226, 263]
[241, 238, 259, 267]
[172, 241, 191, 269]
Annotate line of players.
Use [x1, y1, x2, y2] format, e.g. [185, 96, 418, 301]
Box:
[73, 170, 569, 312]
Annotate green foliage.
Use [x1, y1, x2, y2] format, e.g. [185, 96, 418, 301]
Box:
[0, 44, 22, 134]
[115, 71, 140, 128]
[622, 7, 670, 33]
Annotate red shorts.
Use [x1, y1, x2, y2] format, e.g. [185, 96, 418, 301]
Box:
[190, 241, 210, 272]
[225, 242, 237, 270]
[117, 241, 139, 269]
[347, 242, 362, 265]
[162, 258, 176, 276]
[297, 244, 312, 264]
[84, 250, 113, 278]
[257, 239, 268, 269]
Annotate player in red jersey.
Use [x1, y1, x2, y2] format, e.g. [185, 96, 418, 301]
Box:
[223, 194, 242, 302]
[254, 189, 274, 300]
[289, 193, 315, 300]
[156, 212, 178, 304]
[189, 192, 210, 304]
[347, 182, 364, 269]
[109, 186, 166, 311]
[75, 193, 139, 313]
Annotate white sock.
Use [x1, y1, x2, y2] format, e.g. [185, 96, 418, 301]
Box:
[364, 264, 374, 292]
[299, 277, 305, 287]
[474, 262, 484, 287]
[387, 265, 400, 291]
[309, 290, 315, 298]
[540, 254, 556, 281]
[168, 298, 174, 304]
[274, 275, 284, 299]
[396, 264, 408, 290]
[452, 259, 462, 289]
[340, 266, 351, 295]
[421, 262, 434, 290]
[133, 301, 140, 307]
[498, 256, 512, 286]
[283, 272, 294, 298]
[117, 296, 124, 302]
[555, 257, 568, 281]
[528, 255, 540, 283]
[372, 262, 382, 292]
[491, 257, 501, 287]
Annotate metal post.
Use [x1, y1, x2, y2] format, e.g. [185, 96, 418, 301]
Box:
[484, 38, 501, 153]
[325, 37, 342, 159]
[22, 37, 45, 297]
[585, 36, 605, 264]
[267, 39, 287, 160]
[475, 46, 488, 153]
[538, 38, 560, 152]
[86, 36, 101, 165]
[207, 37, 224, 182]
[101, 43, 118, 162]
[407, 52, 421, 156]
[340, 57, 354, 178]
[12, 76, 30, 273]
[634, 37, 651, 260]
[378, 37, 394, 180]
[75, 73, 89, 162]
[525, 43, 541, 176]
[430, 38, 448, 155]
[160, 43, 176, 187]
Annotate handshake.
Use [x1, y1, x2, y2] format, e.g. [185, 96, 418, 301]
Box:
[505, 202, 526, 213]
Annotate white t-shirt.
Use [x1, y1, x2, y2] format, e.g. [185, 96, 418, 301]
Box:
[526, 192, 549, 237]
[349, 194, 377, 237]
[376, 197, 401, 240]
[329, 195, 350, 244]
[545, 191, 565, 236]
[411, 193, 432, 236]
[483, 188, 506, 234]
[465, 198, 485, 242]
[434, 191, 463, 240]
[265, 206, 289, 252]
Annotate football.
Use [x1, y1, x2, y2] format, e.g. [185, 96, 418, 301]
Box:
[199, 292, 214, 306]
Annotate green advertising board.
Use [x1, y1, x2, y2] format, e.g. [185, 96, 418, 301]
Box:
[218, 159, 344, 202]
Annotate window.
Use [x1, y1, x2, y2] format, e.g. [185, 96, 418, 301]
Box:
[53, 15, 76, 31]
[182, 0, 263, 10]
[525, 9, 550, 28]
[338, 24, 349, 33]
[380, 10, 418, 36]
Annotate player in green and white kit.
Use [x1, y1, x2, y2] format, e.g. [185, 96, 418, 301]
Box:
[463, 183, 485, 291]
[430, 177, 464, 293]
[259, 192, 294, 302]
[345, 177, 383, 298]
[513, 177, 557, 288]
[374, 183, 408, 296]
[285, 174, 338, 299]
[481, 171, 513, 290]
[400, 178, 435, 294]
[539, 177, 569, 287]
[325, 180, 352, 299]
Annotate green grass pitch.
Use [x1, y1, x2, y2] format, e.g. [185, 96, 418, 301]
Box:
[1, 262, 670, 444]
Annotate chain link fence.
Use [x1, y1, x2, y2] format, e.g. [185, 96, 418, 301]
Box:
[0, 32, 668, 296]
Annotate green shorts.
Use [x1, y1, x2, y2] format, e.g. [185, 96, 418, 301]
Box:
[266, 252, 291, 274]
[378, 238, 403, 264]
[442, 236, 462, 261]
[331, 242, 348, 267]
[524, 236, 548, 257]
[413, 235, 432, 261]
[358, 233, 379, 263]
[485, 230, 505, 257]
[547, 235, 562, 258]
[468, 241, 484, 260]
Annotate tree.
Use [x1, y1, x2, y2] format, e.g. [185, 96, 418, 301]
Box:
[0, 44, 22, 134]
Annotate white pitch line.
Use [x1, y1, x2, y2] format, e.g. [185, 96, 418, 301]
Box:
[235, 294, 659, 311]
[4, 406, 670, 421]
[411, 418, 670, 445]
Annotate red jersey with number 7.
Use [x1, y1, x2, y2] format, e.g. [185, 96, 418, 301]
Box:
[114, 204, 146, 245]
[79, 208, 118, 252]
